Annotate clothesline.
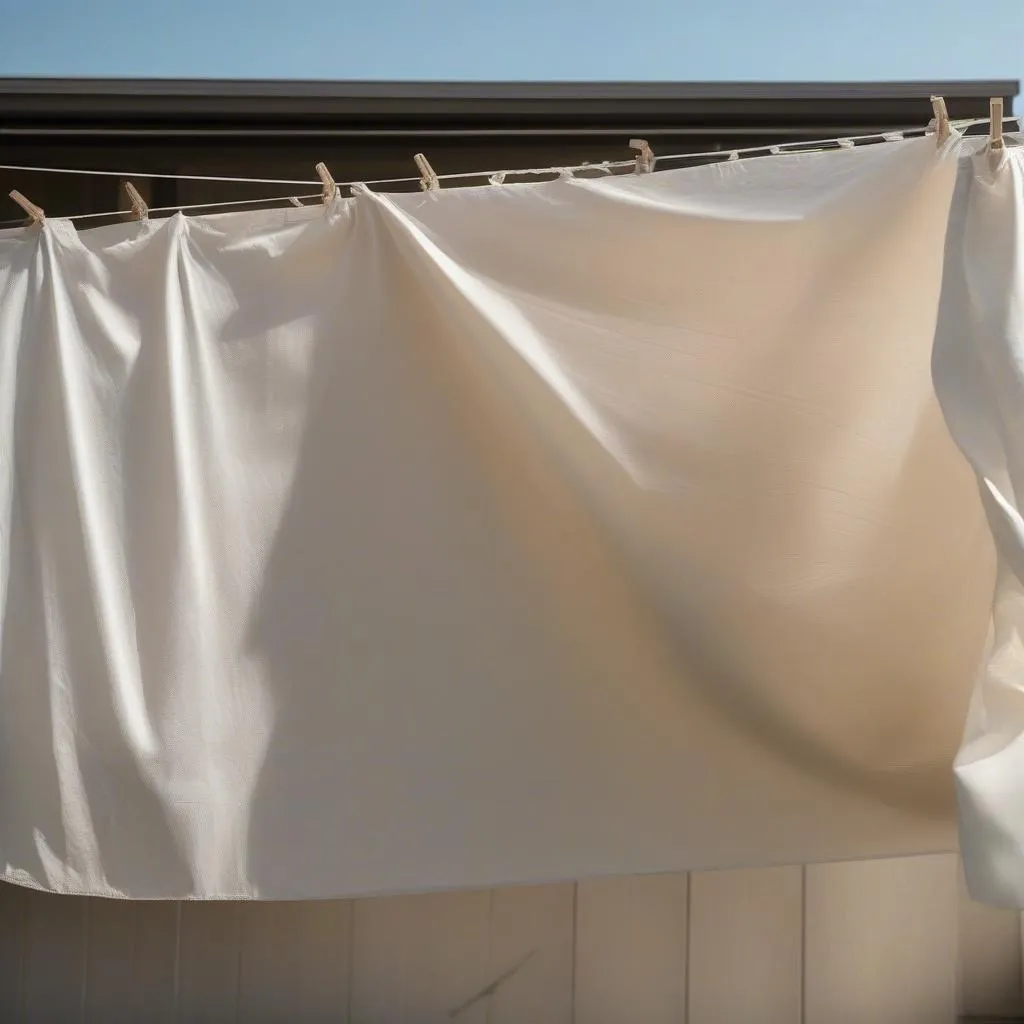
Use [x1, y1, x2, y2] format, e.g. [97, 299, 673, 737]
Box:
[0, 122, 975, 188]
[1, 113, 1018, 229]
[7, 192, 327, 226]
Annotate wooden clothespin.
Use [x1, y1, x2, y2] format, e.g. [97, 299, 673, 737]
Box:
[122, 180, 148, 220]
[315, 162, 337, 205]
[414, 153, 440, 191]
[629, 139, 655, 174]
[727, 151, 740, 161]
[289, 197, 304, 208]
[991, 97, 1005, 150]
[9, 190, 44, 225]
[930, 96, 950, 146]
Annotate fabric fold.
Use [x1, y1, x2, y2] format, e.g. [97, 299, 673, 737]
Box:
[932, 145, 1024, 908]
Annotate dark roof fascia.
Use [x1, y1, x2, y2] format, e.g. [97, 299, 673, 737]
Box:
[0, 78, 1016, 127]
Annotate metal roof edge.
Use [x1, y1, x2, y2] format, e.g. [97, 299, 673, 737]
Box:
[0, 77, 1017, 100]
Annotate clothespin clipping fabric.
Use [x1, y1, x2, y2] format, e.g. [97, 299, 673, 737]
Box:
[9, 190, 44, 224]
[414, 154, 440, 192]
[629, 139, 655, 174]
[315, 163, 337, 205]
[123, 180, 148, 220]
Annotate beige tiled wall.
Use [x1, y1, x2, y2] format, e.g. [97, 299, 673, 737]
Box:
[0, 853, 1020, 1023]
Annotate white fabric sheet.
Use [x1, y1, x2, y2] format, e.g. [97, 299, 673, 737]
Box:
[0, 137, 994, 899]
[933, 143, 1024, 908]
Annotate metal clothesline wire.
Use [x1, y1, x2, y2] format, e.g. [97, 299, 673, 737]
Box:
[0, 123, 959, 186]
[0, 191, 325, 229]
[57, 192, 323, 222]
[0, 115, 1017, 229]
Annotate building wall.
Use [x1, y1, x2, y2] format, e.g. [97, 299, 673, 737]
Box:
[0, 854, 1021, 1023]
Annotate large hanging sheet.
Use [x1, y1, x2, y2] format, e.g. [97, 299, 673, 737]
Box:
[0, 136, 996, 899]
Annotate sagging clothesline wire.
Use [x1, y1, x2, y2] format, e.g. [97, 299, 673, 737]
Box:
[0, 191, 326, 229]
[47, 192, 322, 222]
[0, 122, 967, 187]
[0, 114, 1018, 229]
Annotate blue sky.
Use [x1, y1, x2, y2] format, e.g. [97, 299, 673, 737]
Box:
[0, 0, 1020, 82]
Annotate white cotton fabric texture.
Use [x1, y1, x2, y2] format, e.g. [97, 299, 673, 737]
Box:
[933, 140, 1024, 908]
[0, 136, 994, 900]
